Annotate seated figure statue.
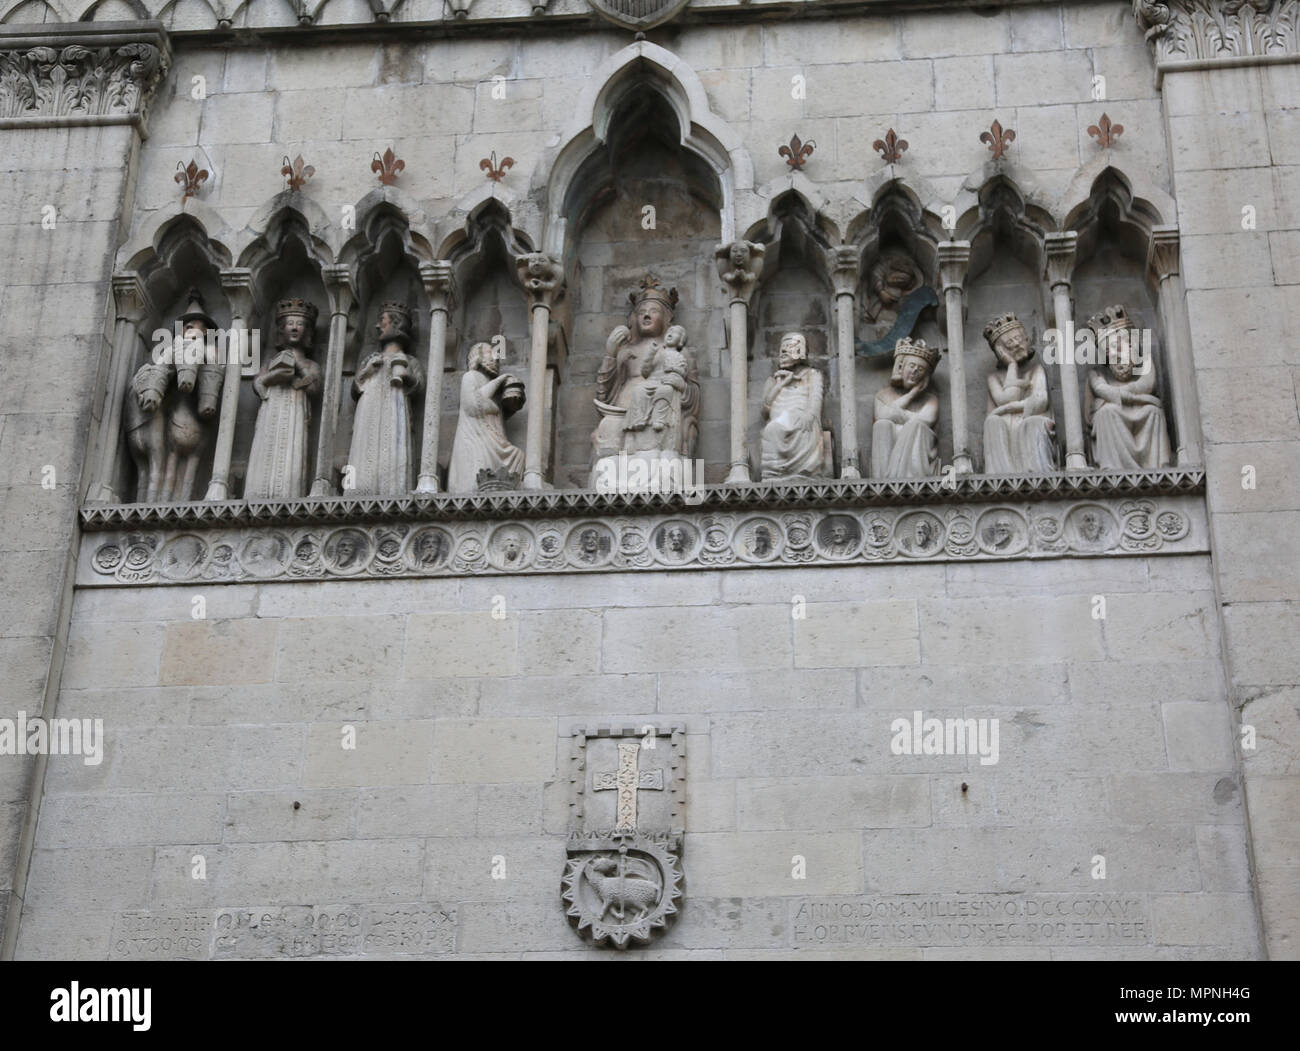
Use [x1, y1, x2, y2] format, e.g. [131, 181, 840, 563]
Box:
[1084, 304, 1172, 470]
[982, 312, 1057, 474]
[871, 337, 941, 479]
[760, 331, 827, 481]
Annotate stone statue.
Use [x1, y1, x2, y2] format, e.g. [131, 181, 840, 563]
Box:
[760, 331, 827, 480]
[448, 339, 525, 492]
[245, 298, 323, 500]
[863, 250, 924, 331]
[125, 361, 170, 503]
[591, 276, 700, 483]
[1084, 304, 1172, 470]
[346, 301, 425, 496]
[124, 292, 222, 503]
[982, 312, 1057, 474]
[871, 336, 940, 478]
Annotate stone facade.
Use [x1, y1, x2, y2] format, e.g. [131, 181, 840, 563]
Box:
[0, 0, 1295, 959]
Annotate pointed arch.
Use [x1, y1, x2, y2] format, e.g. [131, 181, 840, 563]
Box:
[542, 39, 753, 257]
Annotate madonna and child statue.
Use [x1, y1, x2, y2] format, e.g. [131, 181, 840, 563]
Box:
[590, 276, 701, 490]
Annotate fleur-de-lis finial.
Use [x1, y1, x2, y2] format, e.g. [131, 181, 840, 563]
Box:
[175, 159, 209, 201]
[980, 119, 1016, 160]
[371, 147, 405, 186]
[281, 154, 315, 191]
[872, 128, 908, 165]
[778, 134, 816, 170]
[480, 151, 515, 182]
[1087, 113, 1124, 149]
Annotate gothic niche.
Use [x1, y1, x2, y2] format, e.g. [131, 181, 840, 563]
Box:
[749, 194, 835, 481]
[443, 206, 533, 493]
[1068, 170, 1176, 470]
[338, 210, 433, 497]
[558, 80, 724, 486]
[235, 217, 328, 501]
[959, 177, 1054, 476]
[115, 217, 232, 505]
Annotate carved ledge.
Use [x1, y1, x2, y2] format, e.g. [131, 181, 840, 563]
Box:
[77, 479, 1207, 586]
[0, 22, 171, 132]
[79, 469, 1205, 532]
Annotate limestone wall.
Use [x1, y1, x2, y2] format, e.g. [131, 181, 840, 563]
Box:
[2, 0, 1295, 961]
[16, 554, 1259, 958]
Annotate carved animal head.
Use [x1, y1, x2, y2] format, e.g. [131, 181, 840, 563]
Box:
[589, 857, 619, 876]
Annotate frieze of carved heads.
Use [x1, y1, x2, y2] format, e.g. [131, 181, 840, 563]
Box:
[1137, 0, 1300, 61]
[80, 495, 1205, 586]
[0, 42, 168, 121]
[562, 726, 686, 949]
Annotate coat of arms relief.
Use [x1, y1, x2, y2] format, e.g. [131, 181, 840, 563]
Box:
[562, 726, 686, 948]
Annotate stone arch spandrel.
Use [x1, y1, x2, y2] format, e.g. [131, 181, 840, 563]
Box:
[119, 202, 236, 274]
[0, 0, 65, 22]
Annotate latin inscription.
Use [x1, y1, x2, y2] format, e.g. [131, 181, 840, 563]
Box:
[791, 895, 1150, 947]
[109, 911, 211, 960]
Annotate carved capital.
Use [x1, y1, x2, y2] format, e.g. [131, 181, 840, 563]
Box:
[1043, 232, 1079, 290]
[937, 241, 971, 293]
[1139, 1, 1300, 63]
[829, 246, 860, 297]
[219, 268, 257, 322]
[715, 240, 765, 304]
[322, 264, 355, 317]
[0, 24, 171, 129]
[1147, 225, 1181, 281]
[419, 260, 457, 314]
[110, 271, 152, 325]
[515, 252, 564, 310]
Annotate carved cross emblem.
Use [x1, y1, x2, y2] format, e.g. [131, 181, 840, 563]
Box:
[592, 740, 663, 833]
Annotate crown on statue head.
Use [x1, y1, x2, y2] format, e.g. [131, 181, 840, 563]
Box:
[1087, 304, 1135, 340]
[894, 335, 939, 368]
[629, 275, 679, 316]
[275, 298, 319, 327]
[982, 312, 1024, 347]
[378, 300, 411, 325]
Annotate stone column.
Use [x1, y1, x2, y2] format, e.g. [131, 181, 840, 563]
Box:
[937, 241, 973, 475]
[89, 272, 152, 502]
[830, 247, 861, 478]
[309, 264, 354, 497]
[415, 260, 457, 494]
[1044, 231, 1087, 470]
[1148, 225, 1204, 467]
[204, 268, 254, 501]
[516, 253, 564, 490]
[717, 241, 764, 484]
